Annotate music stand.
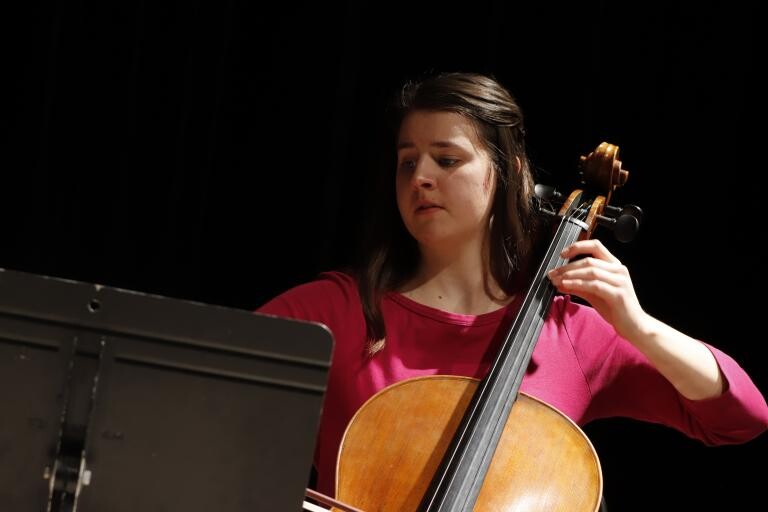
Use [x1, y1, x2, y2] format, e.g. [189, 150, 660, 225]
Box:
[0, 267, 333, 512]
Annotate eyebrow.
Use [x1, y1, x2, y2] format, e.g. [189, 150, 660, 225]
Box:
[396, 141, 466, 151]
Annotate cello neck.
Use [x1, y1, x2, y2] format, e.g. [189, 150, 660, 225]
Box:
[419, 197, 588, 512]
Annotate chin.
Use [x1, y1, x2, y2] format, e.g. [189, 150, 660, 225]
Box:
[410, 231, 459, 249]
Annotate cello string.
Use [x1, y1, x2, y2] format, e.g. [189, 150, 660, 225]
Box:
[462, 204, 587, 500]
[456, 203, 589, 502]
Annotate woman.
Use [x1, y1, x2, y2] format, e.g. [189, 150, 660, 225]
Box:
[257, 72, 768, 500]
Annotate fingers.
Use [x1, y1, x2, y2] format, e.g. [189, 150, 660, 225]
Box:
[547, 263, 627, 312]
[560, 239, 620, 264]
[551, 277, 618, 300]
[551, 255, 622, 274]
[548, 240, 631, 298]
[548, 265, 625, 288]
[549, 253, 629, 283]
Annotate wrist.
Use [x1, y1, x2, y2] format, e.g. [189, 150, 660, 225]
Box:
[622, 310, 664, 349]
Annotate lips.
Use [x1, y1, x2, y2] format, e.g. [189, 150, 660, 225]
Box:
[415, 200, 443, 212]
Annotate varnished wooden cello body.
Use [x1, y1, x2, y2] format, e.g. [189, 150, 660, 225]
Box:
[329, 143, 637, 511]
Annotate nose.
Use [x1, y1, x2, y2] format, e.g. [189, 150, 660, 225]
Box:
[415, 175, 435, 189]
[412, 159, 437, 189]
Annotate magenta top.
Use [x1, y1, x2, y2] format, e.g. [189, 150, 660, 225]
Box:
[257, 271, 768, 496]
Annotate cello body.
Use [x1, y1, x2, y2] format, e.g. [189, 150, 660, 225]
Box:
[336, 376, 602, 511]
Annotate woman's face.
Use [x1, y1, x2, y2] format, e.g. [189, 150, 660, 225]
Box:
[396, 110, 496, 249]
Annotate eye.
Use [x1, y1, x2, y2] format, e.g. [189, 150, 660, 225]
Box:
[438, 158, 459, 167]
[398, 159, 416, 172]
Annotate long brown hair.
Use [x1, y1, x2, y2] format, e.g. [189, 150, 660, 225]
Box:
[356, 72, 539, 354]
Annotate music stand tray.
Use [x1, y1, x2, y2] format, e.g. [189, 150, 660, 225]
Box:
[0, 267, 333, 512]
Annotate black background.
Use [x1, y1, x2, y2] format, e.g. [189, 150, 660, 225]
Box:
[4, 0, 766, 509]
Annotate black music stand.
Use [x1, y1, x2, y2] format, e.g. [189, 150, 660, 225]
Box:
[0, 267, 333, 512]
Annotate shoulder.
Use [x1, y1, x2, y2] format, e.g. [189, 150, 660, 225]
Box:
[256, 271, 362, 323]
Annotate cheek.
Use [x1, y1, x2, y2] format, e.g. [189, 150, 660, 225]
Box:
[483, 167, 494, 194]
[468, 169, 495, 217]
[395, 174, 410, 218]
[395, 172, 407, 192]
[395, 174, 407, 202]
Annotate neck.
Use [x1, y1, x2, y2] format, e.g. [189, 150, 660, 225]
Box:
[399, 234, 512, 315]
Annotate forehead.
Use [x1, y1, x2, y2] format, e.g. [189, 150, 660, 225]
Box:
[397, 110, 483, 151]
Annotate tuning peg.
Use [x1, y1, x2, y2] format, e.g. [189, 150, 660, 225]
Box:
[603, 204, 643, 224]
[622, 204, 643, 225]
[596, 204, 643, 242]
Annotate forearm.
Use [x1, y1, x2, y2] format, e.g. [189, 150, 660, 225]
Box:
[627, 313, 724, 400]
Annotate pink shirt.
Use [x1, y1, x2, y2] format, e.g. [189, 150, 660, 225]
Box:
[257, 271, 768, 496]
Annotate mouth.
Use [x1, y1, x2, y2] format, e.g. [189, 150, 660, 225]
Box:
[415, 203, 443, 214]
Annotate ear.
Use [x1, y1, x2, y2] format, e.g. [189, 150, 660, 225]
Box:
[514, 156, 522, 174]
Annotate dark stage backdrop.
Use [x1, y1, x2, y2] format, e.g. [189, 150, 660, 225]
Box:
[4, 0, 766, 510]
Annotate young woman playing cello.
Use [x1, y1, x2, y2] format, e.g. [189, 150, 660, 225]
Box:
[257, 72, 768, 508]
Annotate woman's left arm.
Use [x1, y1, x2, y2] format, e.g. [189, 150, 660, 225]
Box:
[547, 239, 723, 401]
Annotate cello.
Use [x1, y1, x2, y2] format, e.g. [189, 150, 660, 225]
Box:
[327, 142, 641, 511]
